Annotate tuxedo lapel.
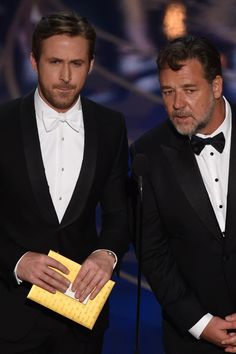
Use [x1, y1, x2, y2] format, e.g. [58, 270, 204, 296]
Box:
[225, 107, 236, 238]
[61, 97, 97, 226]
[20, 92, 58, 225]
[161, 129, 222, 241]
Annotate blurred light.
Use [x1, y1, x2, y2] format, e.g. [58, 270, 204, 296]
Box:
[163, 2, 187, 40]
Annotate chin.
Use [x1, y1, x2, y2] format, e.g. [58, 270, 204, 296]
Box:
[175, 124, 194, 136]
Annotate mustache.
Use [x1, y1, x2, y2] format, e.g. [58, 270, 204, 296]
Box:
[172, 110, 193, 118]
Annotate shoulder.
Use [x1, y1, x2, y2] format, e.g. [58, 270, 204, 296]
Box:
[0, 91, 34, 118]
[81, 97, 127, 148]
[0, 96, 22, 114]
[81, 96, 124, 122]
[231, 103, 236, 115]
[0, 97, 25, 129]
[132, 120, 174, 153]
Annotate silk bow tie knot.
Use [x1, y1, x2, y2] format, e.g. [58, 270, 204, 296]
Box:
[42, 111, 81, 132]
[190, 132, 225, 155]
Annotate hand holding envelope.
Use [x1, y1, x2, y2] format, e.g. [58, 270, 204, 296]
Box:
[27, 250, 115, 329]
[70, 248, 116, 303]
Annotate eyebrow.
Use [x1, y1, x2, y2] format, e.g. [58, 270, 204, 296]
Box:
[47, 57, 86, 63]
[161, 83, 198, 89]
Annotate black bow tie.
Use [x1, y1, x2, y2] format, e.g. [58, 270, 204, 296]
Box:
[190, 132, 225, 155]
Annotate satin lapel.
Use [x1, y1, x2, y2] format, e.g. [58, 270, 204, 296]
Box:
[20, 92, 58, 225]
[61, 97, 97, 226]
[161, 134, 222, 241]
[225, 107, 236, 238]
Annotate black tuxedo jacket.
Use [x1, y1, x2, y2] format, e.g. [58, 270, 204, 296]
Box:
[0, 91, 129, 341]
[131, 106, 236, 353]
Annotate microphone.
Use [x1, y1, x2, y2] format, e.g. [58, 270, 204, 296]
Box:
[132, 153, 148, 354]
[132, 153, 149, 202]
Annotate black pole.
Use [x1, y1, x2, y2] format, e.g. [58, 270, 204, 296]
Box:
[132, 153, 148, 354]
[134, 175, 143, 354]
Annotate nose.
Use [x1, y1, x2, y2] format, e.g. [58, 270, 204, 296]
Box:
[60, 64, 71, 83]
[173, 91, 185, 110]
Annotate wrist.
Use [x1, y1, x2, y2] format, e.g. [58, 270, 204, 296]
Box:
[92, 249, 118, 269]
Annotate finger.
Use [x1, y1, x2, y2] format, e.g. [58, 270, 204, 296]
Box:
[47, 257, 70, 275]
[76, 273, 103, 302]
[226, 315, 236, 321]
[71, 264, 91, 292]
[74, 271, 96, 299]
[225, 346, 236, 353]
[44, 268, 71, 291]
[89, 278, 108, 300]
[33, 278, 57, 294]
[222, 322, 236, 331]
[222, 335, 236, 345]
[39, 271, 68, 293]
[79, 270, 110, 302]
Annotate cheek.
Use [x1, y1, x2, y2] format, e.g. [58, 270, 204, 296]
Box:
[194, 100, 210, 119]
[162, 96, 172, 110]
[42, 70, 59, 86]
[73, 72, 88, 87]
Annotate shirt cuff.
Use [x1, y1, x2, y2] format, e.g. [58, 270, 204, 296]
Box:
[92, 249, 118, 269]
[14, 251, 30, 284]
[189, 313, 213, 339]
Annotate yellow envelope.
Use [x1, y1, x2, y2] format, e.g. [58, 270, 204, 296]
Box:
[27, 250, 115, 329]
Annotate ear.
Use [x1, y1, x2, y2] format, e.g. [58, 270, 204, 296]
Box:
[88, 58, 95, 74]
[212, 75, 223, 99]
[30, 52, 38, 73]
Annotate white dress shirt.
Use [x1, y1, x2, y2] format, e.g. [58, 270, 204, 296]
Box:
[189, 97, 232, 338]
[35, 88, 84, 222]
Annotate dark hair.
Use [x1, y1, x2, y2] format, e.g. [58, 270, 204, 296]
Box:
[157, 35, 222, 82]
[32, 10, 96, 62]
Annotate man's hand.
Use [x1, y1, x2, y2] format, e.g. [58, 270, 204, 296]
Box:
[220, 314, 236, 352]
[201, 316, 236, 348]
[17, 251, 70, 293]
[71, 250, 115, 302]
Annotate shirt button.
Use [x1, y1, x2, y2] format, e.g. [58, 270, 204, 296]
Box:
[59, 197, 62, 201]
[61, 137, 64, 141]
[215, 178, 219, 182]
[62, 168, 64, 171]
[210, 152, 214, 156]
[219, 205, 223, 209]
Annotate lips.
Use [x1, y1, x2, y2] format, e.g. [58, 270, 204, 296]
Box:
[54, 86, 75, 91]
[172, 112, 193, 119]
[175, 115, 190, 119]
[56, 88, 72, 91]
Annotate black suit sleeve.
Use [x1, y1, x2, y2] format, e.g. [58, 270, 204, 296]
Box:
[98, 114, 130, 264]
[130, 143, 206, 335]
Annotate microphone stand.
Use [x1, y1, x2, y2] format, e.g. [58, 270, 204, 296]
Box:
[134, 175, 143, 354]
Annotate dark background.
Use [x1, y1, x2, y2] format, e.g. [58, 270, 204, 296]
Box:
[1, 1, 236, 353]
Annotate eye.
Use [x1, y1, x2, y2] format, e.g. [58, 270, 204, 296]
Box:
[72, 61, 83, 67]
[49, 59, 61, 64]
[162, 89, 173, 96]
[185, 88, 196, 94]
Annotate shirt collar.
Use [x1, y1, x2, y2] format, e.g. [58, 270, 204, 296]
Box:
[195, 96, 232, 143]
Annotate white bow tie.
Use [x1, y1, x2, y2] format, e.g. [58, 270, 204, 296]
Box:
[42, 110, 82, 133]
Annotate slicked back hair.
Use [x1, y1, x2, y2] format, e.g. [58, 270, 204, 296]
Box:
[32, 10, 96, 62]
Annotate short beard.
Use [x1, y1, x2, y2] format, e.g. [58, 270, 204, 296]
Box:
[171, 97, 216, 136]
[173, 117, 211, 136]
[38, 80, 78, 112]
